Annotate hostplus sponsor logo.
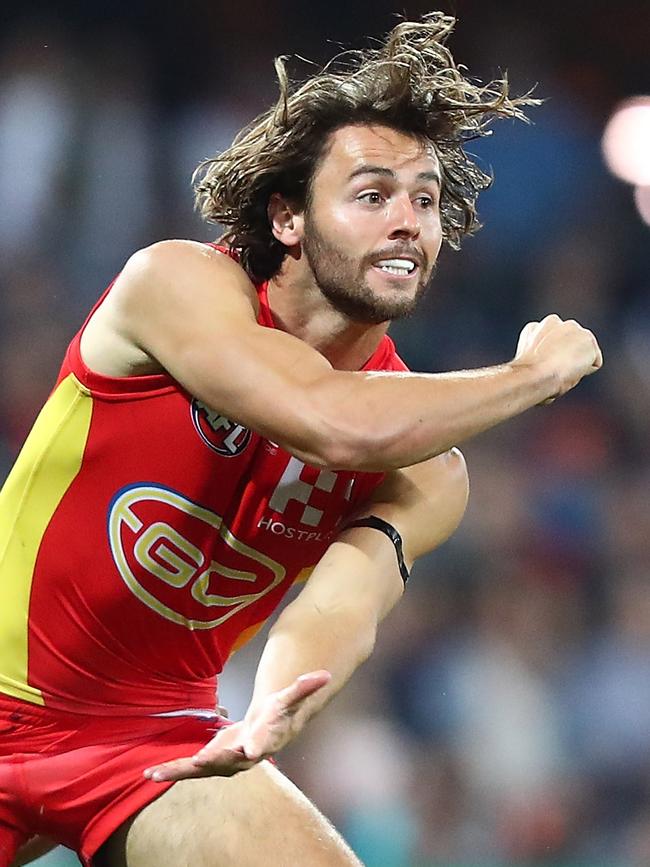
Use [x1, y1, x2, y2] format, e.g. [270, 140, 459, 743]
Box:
[257, 457, 354, 541]
[257, 518, 336, 543]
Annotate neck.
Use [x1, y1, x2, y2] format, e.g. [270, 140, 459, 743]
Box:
[267, 264, 389, 372]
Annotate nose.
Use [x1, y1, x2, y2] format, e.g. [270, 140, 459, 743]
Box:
[387, 193, 421, 240]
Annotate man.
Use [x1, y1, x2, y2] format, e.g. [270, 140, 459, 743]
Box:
[1, 13, 601, 867]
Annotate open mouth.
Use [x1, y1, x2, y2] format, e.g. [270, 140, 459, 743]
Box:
[372, 258, 418, 278]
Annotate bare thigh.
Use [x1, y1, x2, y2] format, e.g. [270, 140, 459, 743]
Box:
[96, 762, 363, 867]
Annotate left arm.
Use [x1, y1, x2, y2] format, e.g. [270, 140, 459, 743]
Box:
[245, 446, 469, 730]
[145, 448, 468, 782]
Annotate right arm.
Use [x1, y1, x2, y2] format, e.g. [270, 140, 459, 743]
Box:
[85, 240, 601, 471]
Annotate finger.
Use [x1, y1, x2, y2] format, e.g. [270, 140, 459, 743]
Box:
[515, 321, 538, 356]
[145, 762, 246, 782]
[144, 756, 204, 782]
[144, 749, 253, 782]
[277, 670, 332, 713]
[593, 339, 603, 369]
[539, 313, 562, 328]
[192, 742, 247, 766]
[241, 672, 332, 761]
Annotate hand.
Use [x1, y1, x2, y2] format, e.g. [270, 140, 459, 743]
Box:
[514, 314, 603, 401]
[143, 670, 331, 783]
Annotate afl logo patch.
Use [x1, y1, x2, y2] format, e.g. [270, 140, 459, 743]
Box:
[191, 399, 251, 457]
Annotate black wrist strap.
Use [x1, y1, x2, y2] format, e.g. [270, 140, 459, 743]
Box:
[343, 515, 410, 584]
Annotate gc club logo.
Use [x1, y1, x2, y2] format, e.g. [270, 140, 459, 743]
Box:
[191, 399, 251, 457]
[108, 484, 286, 630]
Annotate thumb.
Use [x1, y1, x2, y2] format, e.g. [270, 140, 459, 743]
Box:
[278, 670, 332, 712]
[242, 671, 332, 760]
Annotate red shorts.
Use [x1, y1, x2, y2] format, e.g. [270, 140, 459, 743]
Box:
[0, 693, 229, 866]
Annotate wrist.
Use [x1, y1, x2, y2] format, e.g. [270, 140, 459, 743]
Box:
[509, 357, 560, 404]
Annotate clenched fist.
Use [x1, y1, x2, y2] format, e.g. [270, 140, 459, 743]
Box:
[514, 314, 603, 401]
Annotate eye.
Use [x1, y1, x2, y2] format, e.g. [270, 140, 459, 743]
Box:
[357, 191, 384, 205]
[415, 194, 436, 209]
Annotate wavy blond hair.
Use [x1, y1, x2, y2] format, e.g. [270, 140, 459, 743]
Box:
[194, 12, 538, 281]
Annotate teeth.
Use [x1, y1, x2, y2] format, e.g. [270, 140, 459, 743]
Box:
[375, 258, 416, 275]
[380, 266, 409, 275]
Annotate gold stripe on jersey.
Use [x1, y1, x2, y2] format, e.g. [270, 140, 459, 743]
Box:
[293, 566, 314, 585]
[229, 621, 266, 655]
[227, 566, 315, 657]
[0, 374, 93, 704]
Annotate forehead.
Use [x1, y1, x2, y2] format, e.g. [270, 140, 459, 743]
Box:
[318, 124, 439, 179]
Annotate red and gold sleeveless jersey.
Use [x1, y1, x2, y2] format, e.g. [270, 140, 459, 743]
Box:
[0, 253, 408, 716]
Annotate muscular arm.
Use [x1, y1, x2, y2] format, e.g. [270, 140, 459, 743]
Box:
[145, 448, 468, 781]
[87, 240, 601, 471]
[244, 447, 469, 733]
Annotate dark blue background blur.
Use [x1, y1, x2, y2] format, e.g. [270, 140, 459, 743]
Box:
[2, 3, 649, 865]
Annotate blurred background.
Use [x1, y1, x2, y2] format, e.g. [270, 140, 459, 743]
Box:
[1, 1, 648, 865]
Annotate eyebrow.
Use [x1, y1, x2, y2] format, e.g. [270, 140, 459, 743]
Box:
[347, 164, 441, 186]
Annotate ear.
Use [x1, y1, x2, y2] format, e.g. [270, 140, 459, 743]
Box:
[268, 193, 305, 247]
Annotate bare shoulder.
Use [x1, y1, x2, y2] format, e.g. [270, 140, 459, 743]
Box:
[81, 240, 258, 377]
[113, 239, 259, 314]
[367, 448, 469, 561]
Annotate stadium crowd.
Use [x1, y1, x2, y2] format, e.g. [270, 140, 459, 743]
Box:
[1, 1, 648, 864]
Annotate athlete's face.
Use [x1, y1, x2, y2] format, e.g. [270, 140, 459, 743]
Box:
[302, 124, 443, 324]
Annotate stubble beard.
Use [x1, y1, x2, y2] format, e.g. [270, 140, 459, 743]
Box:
[302, 210, 434, 326]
